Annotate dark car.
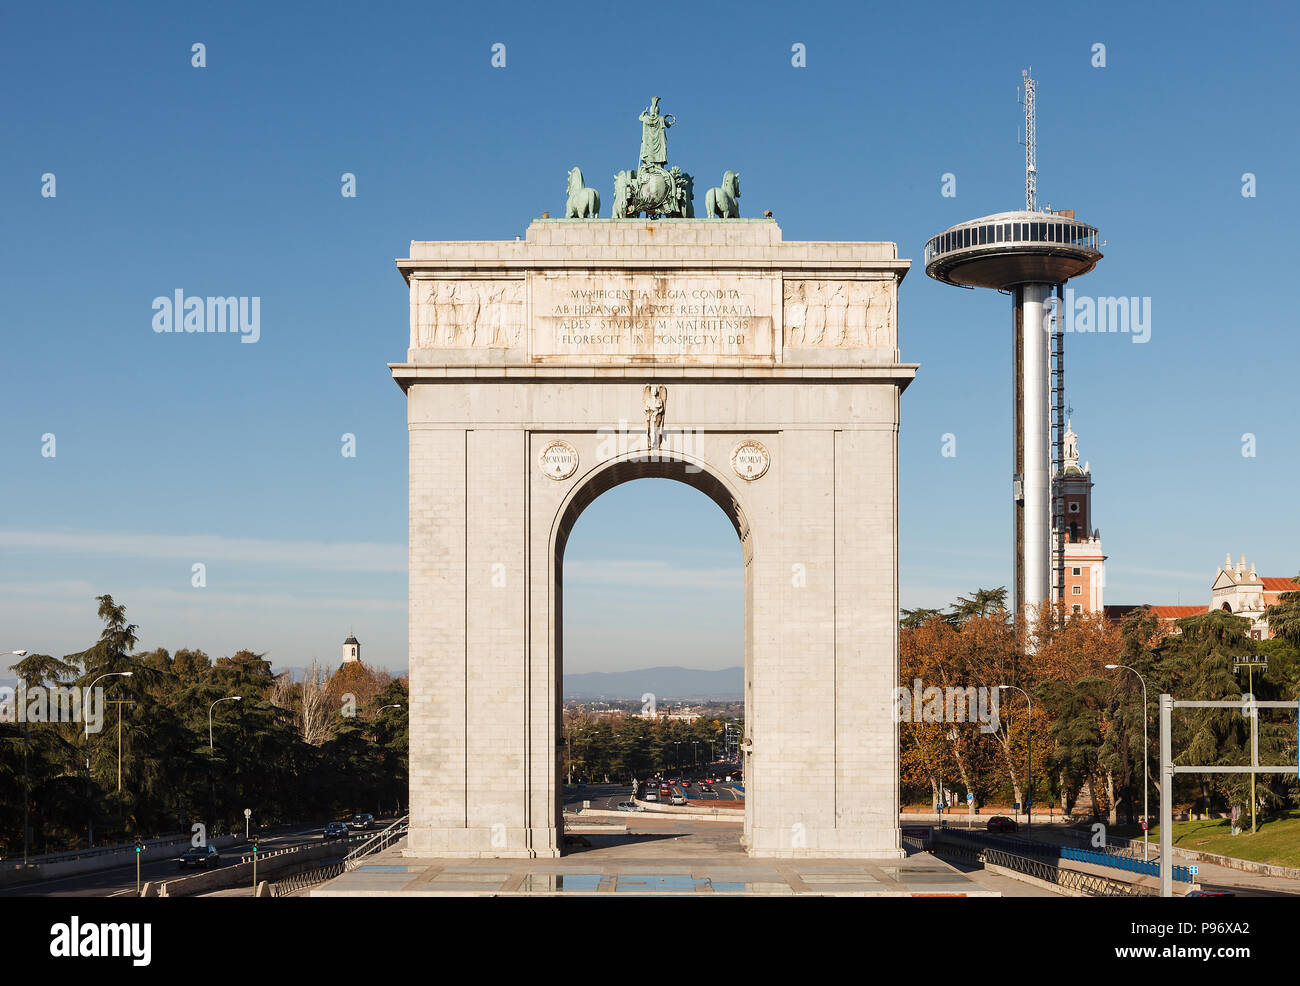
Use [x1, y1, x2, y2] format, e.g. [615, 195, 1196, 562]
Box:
[986, 815, 1019, 833]
[179, 844, 222, 870]
[324, 821, 349, 840]
[349, 813, 375, 831]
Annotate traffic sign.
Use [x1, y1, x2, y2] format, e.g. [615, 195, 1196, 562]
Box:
[1141, 820, 1148, 831]
[244, 808, 252, 818]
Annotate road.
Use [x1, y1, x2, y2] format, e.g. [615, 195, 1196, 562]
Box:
[1, 826, 335, 898]
[563, 769, 744, 812]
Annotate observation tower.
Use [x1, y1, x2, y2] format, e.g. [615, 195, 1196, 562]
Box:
[924, 70, 1102, 620]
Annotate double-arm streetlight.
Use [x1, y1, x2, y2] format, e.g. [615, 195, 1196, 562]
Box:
[1106, 664, 1150, 859]
[998, 684, 1033, 829]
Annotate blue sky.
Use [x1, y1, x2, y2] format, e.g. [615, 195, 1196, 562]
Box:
[2, 0, 1296, 676]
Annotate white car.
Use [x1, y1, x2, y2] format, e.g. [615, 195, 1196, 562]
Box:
[643, 791, 658, 802]
[671, 794, 688, 806]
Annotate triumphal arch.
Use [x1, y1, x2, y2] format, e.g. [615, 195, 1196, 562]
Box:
[393, 99, 916, 858]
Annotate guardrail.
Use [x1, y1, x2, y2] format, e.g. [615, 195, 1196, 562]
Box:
[2, 832, 191, 866]
[1060, 846, 1192, 883]
[934, 828, 1190, 887]
[936, 827, 1058, 859]
[272, 861, 348, 897]
[981, 846, 1156, 898]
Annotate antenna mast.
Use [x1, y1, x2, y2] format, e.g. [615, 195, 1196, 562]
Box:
[1021, 68, 1037, 211]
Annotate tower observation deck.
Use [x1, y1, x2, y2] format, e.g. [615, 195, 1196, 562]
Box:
[923, 211, 1100, 289]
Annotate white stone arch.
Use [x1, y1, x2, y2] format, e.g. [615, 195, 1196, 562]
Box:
[394, 218, 914, 861]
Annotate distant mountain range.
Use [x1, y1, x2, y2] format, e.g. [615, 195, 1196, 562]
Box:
[0, 666, 744, 702]
[563, 666, 743, 701]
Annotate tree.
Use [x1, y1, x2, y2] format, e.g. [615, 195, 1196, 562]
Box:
[950, 587, 1008, 624]
[1265, 573, 1300, 650]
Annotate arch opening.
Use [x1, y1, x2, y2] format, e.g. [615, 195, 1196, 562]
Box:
[550, 453, 755, 848]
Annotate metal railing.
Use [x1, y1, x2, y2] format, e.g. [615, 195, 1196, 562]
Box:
[1061, 846, 1192, 882]
[933, 829, 1179, 893]
[981, 846, 1156, 898]
[271, 861, 348, 897]
[268, 815, 409, 897]
[344, 814, 408, 866]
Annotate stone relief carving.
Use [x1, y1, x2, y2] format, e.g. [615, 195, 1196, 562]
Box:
[783, 280, 895, 348]
[414, 280, 524, 348]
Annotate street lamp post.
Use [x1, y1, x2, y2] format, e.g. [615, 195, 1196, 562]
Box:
[998, 685, 1033, 829]
[208, 696, 243, 751]
[1106, 663, 1150, 859]
[208, 696, 242, 833]
[108, 699, 136, 793]
[86, 671, 133, 848]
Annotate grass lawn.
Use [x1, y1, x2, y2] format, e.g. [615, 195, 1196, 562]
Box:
[1110, 811, 1300, 868]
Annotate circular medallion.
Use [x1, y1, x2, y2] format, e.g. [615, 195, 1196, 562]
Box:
[539, 440, 579, 481]
[731, 440, 770, 481]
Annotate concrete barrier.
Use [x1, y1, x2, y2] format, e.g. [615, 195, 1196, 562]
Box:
[157, 841, 341, 897]
[630, 798, 744, 821]
[0, 835, 241, 889]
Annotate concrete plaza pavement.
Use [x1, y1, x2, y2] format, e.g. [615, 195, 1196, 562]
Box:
[313, 818, 1001, 897]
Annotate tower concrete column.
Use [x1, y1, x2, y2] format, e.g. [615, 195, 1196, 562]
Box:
[1021, 282, 1052, 617]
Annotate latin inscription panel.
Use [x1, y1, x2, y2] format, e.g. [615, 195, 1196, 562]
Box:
[530, 271, 777, 361]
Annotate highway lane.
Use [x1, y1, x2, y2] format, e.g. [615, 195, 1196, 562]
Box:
[1, 827, 338, 898]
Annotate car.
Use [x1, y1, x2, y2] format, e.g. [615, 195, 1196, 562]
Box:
[670, 794, 688, 806]
[643, 791, 658, 802]
[986, 815, 1019, 833]
[324, 821, 349, 840]
[349, 813, 375, 831]
[1187, 889, 1235, 897]
[700, 784, 714, 793]
[179, 844, 222, 870]
[659, 785, 671, 797]
[681, 780, 692, 788]
[616, 801, 644, 812]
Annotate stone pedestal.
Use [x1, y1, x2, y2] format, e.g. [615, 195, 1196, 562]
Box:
[393, 219, 915, 859]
